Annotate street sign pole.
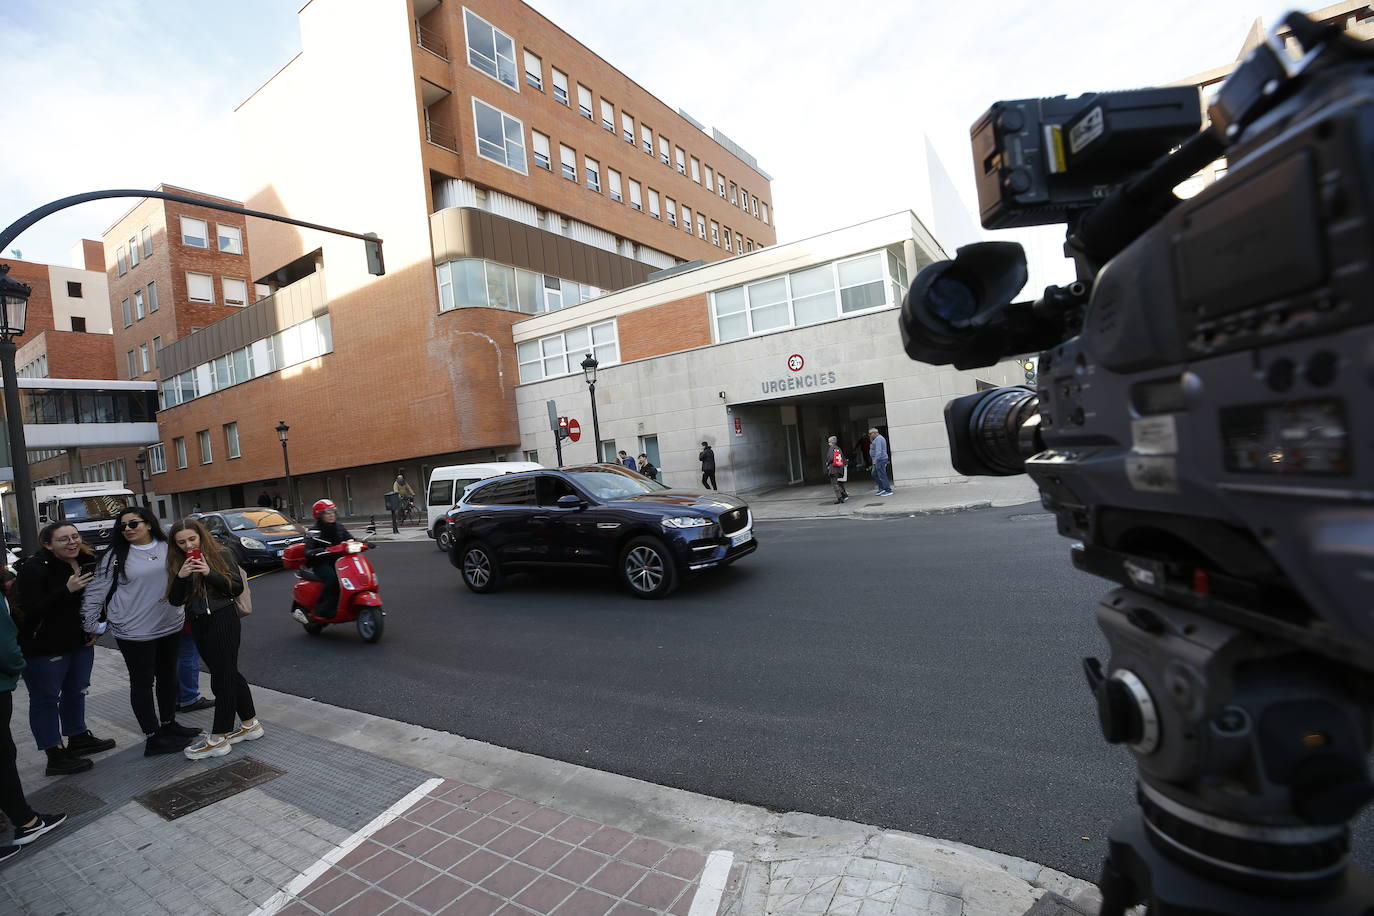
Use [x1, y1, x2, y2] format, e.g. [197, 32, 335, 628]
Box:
[548, 401, 565, 467]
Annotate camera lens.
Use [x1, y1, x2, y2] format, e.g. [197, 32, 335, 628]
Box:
[928, 273, 979, 324]
[968, 387, 1040, 475]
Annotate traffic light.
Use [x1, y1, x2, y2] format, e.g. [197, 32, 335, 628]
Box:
[1023, 359, 1037, 384]
[557, 416, 570, 440]
[364, 232, 385, 276]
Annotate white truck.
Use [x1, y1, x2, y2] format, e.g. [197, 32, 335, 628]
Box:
[30, 482, 135, 554]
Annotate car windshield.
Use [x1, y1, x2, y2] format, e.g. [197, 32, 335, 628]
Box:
[59, 496, 130, 522]
[567, 467, 668, 500]
[222, 510, 291, 531]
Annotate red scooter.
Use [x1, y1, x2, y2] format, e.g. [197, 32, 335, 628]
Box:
[282, 538, 385, 642]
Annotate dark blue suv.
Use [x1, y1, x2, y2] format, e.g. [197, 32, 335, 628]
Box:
[446, 464, 757, 598]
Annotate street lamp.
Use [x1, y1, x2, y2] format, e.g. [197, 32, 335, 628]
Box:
[276, 421, 296, 521]
[134, 450, 149, 508]
[0, 264, 36, 556]
[580, 353, 602, 463]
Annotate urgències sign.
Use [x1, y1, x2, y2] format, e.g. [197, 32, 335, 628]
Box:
[759, 369, 837, 395]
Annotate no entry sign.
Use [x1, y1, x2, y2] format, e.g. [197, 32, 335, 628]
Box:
[567, 419, 582, 442]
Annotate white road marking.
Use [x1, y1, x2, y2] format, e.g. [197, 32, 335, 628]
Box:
[687, 849, 735, 916]
[249, 776, 444, 916]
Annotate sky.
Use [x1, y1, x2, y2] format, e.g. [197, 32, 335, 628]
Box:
[1, 0, 1302, 293]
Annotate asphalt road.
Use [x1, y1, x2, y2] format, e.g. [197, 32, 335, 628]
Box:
[234, 507, 1373, 880]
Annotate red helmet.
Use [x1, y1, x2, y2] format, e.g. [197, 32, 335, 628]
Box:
[312, 499, 337, 518]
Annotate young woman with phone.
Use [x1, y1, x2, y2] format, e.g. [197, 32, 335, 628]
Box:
[166, 519, 261, 760]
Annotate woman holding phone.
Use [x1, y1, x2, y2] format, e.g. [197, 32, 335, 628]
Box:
[14, 523, 117, 775]
[166, 519, 261, 760]
[81, 506, 199, 755]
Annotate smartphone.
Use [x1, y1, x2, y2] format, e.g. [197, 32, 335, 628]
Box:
[188, 548, 203, 561]
[79, 560, 97, 577]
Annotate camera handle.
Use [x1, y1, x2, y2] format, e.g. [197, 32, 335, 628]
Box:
[1082, 588, 1374, 915]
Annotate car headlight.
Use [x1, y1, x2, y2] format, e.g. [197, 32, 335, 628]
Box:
[661, 516, 713, 529]
[239, 537, 268, 550]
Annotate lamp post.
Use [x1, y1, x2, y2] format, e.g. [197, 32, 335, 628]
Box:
[0, 264, 36, 557]
[276, 421, 296, 521]
[134, 450, 149, 508]
[580, 353, 602, 463]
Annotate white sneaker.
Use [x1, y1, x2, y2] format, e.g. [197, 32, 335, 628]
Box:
[184, 736, 231, 760]
[227, 720, 264, 744]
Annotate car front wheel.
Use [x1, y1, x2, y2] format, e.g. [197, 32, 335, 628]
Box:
[459, 541, 503, 593]
[436, 524, 453, 552]
[619, 536, 678, 599]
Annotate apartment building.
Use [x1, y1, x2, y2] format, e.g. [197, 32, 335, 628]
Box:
[150, 0, 777, 516]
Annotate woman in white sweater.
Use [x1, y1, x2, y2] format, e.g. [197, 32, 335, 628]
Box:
[81, 507, 200, 755]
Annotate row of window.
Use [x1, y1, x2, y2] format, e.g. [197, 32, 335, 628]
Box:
[114, 218, 244, 278]
[81, 458, 128, 484]
[516, 320, 618, 384]
[158, 315, 333, 409]
[126, 335, 163, 379]
[460, 7, 770, 224]
[115, 226, 155, 277]
[437, 258, 602, 315]
[121, 272, 251, 332]
[120, 281, 159, 327]
[710, 249, 909, 343]
[161, 423, 241, 470]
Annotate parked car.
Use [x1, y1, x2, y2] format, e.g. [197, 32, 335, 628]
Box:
[426, 462, 542, 551]
[446, 464, 757, 599]
[189, 507, 309, 568]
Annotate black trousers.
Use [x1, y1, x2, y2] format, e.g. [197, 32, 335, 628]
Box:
[701, 470, 716, 489]
[116, 632, 181, 735]
[190, 608, 255, 735]
[311, 563, 340, 618]
[0, 691, 35, 832]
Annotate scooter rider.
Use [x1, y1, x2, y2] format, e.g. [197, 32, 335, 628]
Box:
[305, 500, 354, 619]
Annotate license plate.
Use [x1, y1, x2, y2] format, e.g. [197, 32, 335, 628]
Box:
[730, 529, 752, 547]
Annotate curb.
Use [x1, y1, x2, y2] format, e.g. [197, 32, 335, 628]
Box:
[752, 500, 996, 522]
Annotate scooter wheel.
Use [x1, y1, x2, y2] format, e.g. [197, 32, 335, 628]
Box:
[356, 607, 384, 643]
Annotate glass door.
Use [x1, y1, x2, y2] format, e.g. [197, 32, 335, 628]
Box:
[784, 424, 803, 484]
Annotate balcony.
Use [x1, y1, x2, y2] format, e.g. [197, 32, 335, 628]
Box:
[426, 113, 458, 153]
[416, 22, 447, 60]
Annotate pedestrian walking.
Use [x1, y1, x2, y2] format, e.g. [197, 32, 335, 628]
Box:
[636, 454, 658, 480]
[166, 519, 262, 761]
[825, 435, 849, 504]
[0, 587, 67, 864]
[175, 627, 213, 713]
[13, 524, 117, 776]
[80, 506, 199, 756]
[618, 450, 636, 470]
[255, 492, 273, 508]
[869, 427, 893, 496]
[698, 441, 717, 489]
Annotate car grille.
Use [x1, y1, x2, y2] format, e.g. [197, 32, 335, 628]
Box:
[719, 508, 749, 535]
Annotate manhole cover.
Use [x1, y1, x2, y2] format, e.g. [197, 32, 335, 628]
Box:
[1009, 512, 1055, 522]
[136, 757, 284, 820]
[25, 784, 105, 819]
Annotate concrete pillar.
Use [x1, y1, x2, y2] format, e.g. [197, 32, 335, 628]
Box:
[903, 239, 920, 288]
[66, 448, 82, 482]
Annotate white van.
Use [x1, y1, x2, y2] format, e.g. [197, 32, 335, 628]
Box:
[426, 462, 542, 550]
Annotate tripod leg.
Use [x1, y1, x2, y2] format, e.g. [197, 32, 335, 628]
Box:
[1096, 852, 1138, 916]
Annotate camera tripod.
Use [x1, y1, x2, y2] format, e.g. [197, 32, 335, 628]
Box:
[1081, 586, 1374, 915]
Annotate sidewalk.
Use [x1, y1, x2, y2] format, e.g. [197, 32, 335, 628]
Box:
[0, 651, 1101, 915]
[743, 477, 1042, 522]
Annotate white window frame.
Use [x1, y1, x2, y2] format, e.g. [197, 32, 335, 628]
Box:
[223, 277, 248, 306]
[682, 205, 692, 233]
[147, 281, 159, 312]
[577, 84, 593, 120]
[128, 236, 139, 268]
[628, 179, 642, 211]
[710, 221, 720, 246]
[704, 165, 714, 190]
[141, 226, 153, 258]
[761, 202, 769, 225]
[186, 272, 214, 303]
[600, 99, 614, 132]
[675, 147, 686, 174]
[523, 49, 542, 90]
[665, 197, 677, 227]
[552, 68, 569, 105]
[121, 299, 131, 327]
[718, 175, 727, 197]
[532, 130, 551, 170]
[697, 213, 706, 239]
[134, 289, 144, 320]
[559, 144, 577, 182]
[126, 349, 137, 378]
[723, 226, 732, 252]
[647, 188, 660, 219]
[116, 246, 127, 276]
[621, 112, 634, 144]
[472, 98, 527, 174]
[180, 216, 208, 248]
[585, 156, 601, 192]
[608, 169, 623, 202]
[640, 124, 653, 155]
[689, 157, 701, 182]
[175, 437, 187, 470]
[139, 344, 150, 373]
[148, 443, 166, 474]
[224, 422, 241, 459]
[752, 195, 760, 217]
[217, 223, 243, 254]
[658, 136, 670, 165]
[198, 429, 213, 465]
[463, 7, 518, 90]
[516, 320, 619, 383]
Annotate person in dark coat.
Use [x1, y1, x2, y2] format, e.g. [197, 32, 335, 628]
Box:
[15, 523, 117, 775]
[825, 435, 849, 504]
[636, 454, 658, 481]
[305, 499, 354, 618]
[698, 441, 717, 489]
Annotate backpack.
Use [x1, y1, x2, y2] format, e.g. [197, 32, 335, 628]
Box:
[831, 448, 845, 468]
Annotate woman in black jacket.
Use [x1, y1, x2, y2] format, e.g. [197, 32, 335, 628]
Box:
[15, 523, 117, 775]
[166, 519, 262, 760]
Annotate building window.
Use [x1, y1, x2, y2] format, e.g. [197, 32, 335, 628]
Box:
[705, 165, 714, 190]
[128, 236, 139, 268]
[736, 231, 744, 253]
[696, 213, 706, 239]
[66, 281, 82, 298]
[181, 216, 209, 248]
[224, 422, 240, 459]
[147, 281, 159, 312]
[435, 259, 600, 315]
[682, 205, 692, 233]
[628, 179, 642, 211]
[710, 221, 720, 246]
[523, 449, 539, 464]
[523, 49, 542, 89]
[751, 195, 760, 217]
[640, 124, 653, 155]
[532, 130, 551, 170]
[217, 224, 243, 254]
[472, 99, 527, 173]
[174, 438, 187, 469]
[621, 112, 634, 144]
[121, 299, 131, 328]
[639, 435, 660, 468]
[761, 202, 769, 225]
[723, 226, 732, 252]
[141, 226, 152, 257]
[186, 272, 214, 303]
[71, 316, 86, 332]
[729, 182, 738, 205]
[689, 157, 701, 183]
[152, 336, 161, 367]
[747, 238, 754, 252]
[134, 289, 145, 320]
[577, 84, 593, 120]
[675, 147, 686, 174]
[464, 8, 517, 89]
[223, 277, 248, 305]
[585, 156, 601, 192]
[599, 98, 614, 132]
[552, 68, 569, 105]
[198, 430, 212, 464]
[126, 349, 137, 378]
[718, 175, 726, 197]
[116, 246, 127, 276]
[148, 443, 166, 474]
[516, 320, 619, 383]
[647, 189, 660, 219]
[140, 344, 150, 373]
[559, 144, 577, 181]
[608, 169, 623, 202]
[665, 197, 677, 227]
[658, 136, 669, 165]
[599, 440, 618, 464]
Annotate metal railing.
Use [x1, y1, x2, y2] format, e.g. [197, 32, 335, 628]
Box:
[426, 114, 458, 153]
[417, 22, 448, 59]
